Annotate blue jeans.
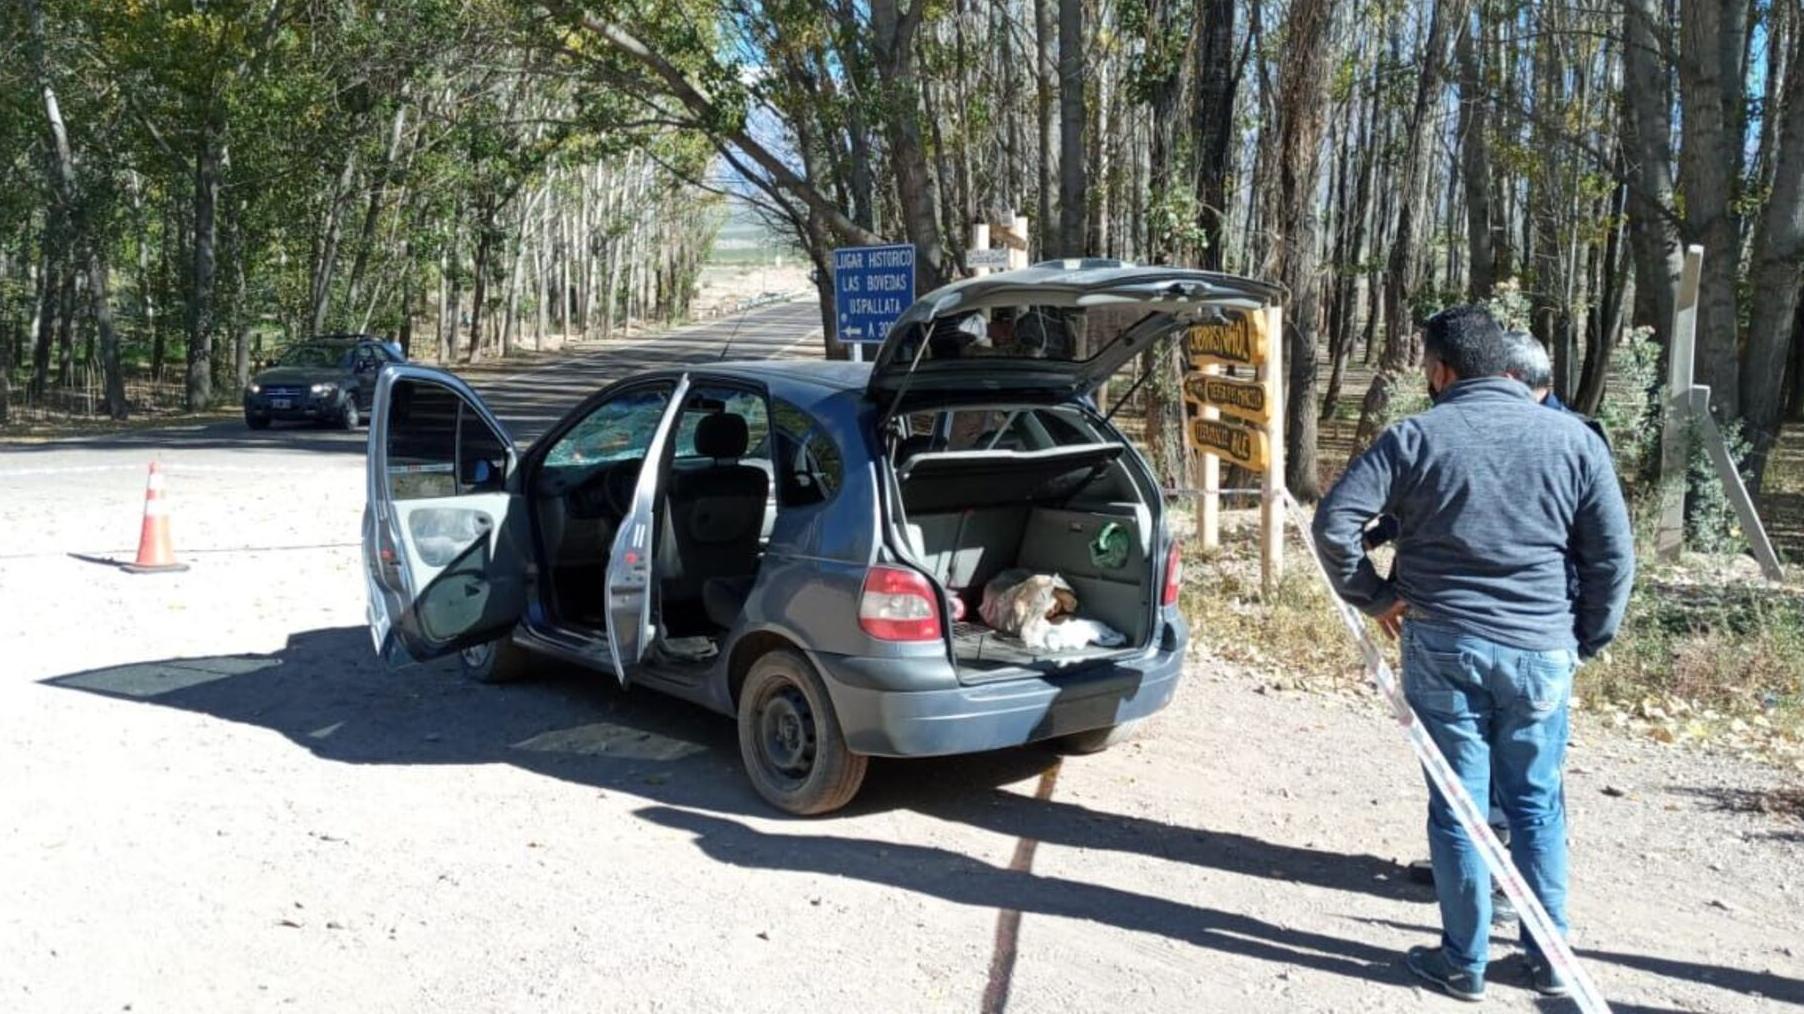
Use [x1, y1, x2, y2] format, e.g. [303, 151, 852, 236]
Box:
[1403, 619, 1575, 976]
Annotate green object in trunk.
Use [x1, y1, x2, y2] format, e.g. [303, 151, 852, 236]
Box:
[1090, 521, 1130, 570]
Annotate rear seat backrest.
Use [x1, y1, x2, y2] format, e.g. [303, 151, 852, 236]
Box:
[905, 508, 1027, 592]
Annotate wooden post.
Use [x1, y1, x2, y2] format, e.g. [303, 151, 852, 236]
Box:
[970, 222, 992, 278]
[1690, 387, 1787, 581]
[1260, 304, 1284, 595]
[1199, 363, 1221, 551]
[1010, 214, 1031, 269]
[1656, 245, 1703, 561]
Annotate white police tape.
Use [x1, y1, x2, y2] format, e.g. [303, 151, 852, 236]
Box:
[1282, 490, 1610, 1013]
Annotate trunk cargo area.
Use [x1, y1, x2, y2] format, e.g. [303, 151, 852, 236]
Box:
[903, 500, 1156, 679]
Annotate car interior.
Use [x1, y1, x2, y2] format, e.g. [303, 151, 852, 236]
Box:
[891, 405, 1159, 676]
[527, 383, 782, 659]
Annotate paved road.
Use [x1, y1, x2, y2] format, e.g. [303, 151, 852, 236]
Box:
[0, 299, 823, 561]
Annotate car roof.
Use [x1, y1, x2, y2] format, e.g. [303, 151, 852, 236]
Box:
[681, 359, 873, 393]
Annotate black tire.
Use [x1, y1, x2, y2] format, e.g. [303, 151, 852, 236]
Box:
[459, 636, 534, 684]
[1055, 718, 1146, 755]
[339, 397, 361, 430]
[245, 413, 271, 430]
[737, 649, 868, 815]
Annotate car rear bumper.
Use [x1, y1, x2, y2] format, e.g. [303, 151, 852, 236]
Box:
[817, 625, 1187, 757]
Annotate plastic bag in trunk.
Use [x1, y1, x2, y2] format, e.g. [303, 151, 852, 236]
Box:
[978, 569, 1126, 652]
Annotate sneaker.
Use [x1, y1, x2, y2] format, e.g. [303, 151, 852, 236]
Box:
[1491, 887, 1518, 927]
[1405, 945, 1486, 1003]
[1527, 954, 1572, 997]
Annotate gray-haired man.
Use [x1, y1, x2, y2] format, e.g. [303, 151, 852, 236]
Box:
[1501, 332, 1608, 445]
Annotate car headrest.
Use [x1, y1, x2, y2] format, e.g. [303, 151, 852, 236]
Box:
[695, 412, 749, 460]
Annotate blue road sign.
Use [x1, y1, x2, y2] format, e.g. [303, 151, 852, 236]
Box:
[833, 244, 915, 343]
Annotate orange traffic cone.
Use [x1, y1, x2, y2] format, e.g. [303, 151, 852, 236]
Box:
[122, 461, 188, 574]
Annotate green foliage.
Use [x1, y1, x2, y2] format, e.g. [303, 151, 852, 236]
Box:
[1597, 326, 1662, 487]
[1685, 417, 1755, 554]
[1480, 278, 1533, 331]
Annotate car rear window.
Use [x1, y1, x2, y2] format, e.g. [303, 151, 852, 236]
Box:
[771, 399, 842, 506]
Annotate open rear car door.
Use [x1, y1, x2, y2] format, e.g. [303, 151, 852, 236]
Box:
[602, 373, 691, 684]
[363, 366, 525, 665]
[865, 259, 1283, 414]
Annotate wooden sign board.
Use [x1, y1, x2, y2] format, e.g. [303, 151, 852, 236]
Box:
[1183, 312, 1268, 368]
[1190, 417, 1269, 472]
[1183, 373, 1270, 424]
[967, 247, 1010, 270]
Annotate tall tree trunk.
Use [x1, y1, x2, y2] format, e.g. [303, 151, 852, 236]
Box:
[1456, 7, 1495, 299]
[309, 150, 359, 335]
[1741, 13, 1804, 485]
[189, 123, 223, 410]
[468, 215, 494, 362]
[1264, 0, 1339, 500]
[1192, 0, 1237, 270]
[1575, 178, 1631, 415]
[871, 0, 947, 286]
[31, 255, 57, 398]
[1379, 0, 1467, 369]
[1677, 0, 1747, 418]
[1057, 0, 1087, 257]
[345, 103, 408, 320]
[1621, 0, 1684, 352]
[55, 271, 75, 389]
[1035, 0, 1056, 256]
[1354, 0, 1467, 450]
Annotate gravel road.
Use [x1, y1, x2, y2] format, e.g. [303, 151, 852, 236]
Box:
[2, 300, 1800, 1012]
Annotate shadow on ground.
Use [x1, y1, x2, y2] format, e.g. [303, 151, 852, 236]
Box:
[43, 625, 1791, 1005]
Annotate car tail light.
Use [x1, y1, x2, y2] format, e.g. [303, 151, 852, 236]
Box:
[1161, 541, 1183, 606]
[859, 565, 943, 641]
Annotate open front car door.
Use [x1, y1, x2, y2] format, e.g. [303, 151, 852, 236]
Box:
[602, 373, 691, 684]
[363, 366, 526, 665]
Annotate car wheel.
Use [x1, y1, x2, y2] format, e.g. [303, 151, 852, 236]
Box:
[737, 649, 867, 815]
[1054, 718, 1146, 755]
[459, 636, 533, 684]
[245, 413, 271, 430]
[339, 398, 361, 430]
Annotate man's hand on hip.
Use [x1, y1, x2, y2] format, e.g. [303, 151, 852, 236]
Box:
[1376, 600, 1408, 640]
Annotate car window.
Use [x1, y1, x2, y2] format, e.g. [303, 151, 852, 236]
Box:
[278, 342, 354, 369]
[543, 386, 673, 470]
[673, 389, 769, 461]
[385, 379, 507, 500]
[771, 399, 843, 506]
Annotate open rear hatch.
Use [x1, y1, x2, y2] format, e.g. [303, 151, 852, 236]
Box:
[865, 259, 1282, 415]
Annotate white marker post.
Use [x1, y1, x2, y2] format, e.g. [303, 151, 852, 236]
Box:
[1655, 246, 1703, 561]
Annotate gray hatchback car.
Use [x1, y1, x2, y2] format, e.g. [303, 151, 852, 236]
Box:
[361, 261, 1279, 813]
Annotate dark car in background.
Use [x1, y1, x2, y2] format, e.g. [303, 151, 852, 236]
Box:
[244, 335, 404, 430]
[360, 261, 1281, 814]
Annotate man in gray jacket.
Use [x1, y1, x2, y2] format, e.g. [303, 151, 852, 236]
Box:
[1313, 305, 1635, 1001]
